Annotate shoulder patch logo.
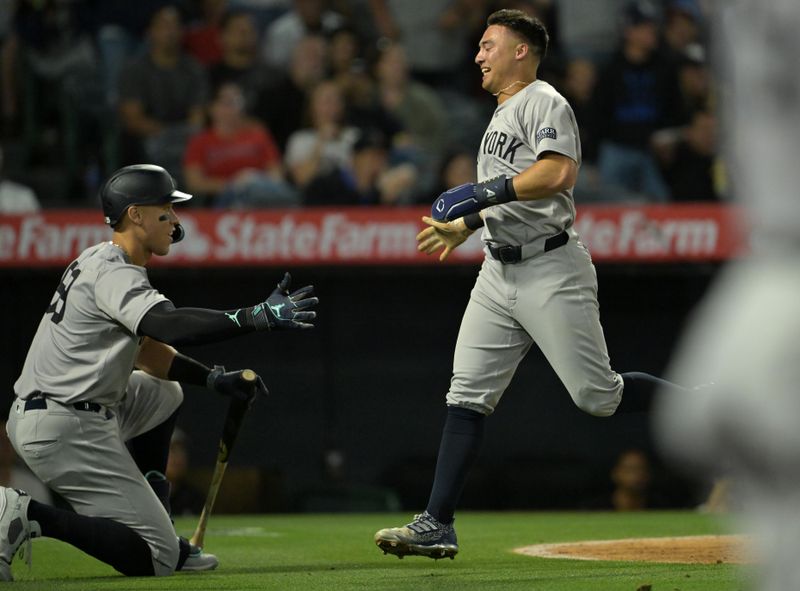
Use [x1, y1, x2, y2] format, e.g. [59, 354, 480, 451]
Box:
[536, 127, 557, 143]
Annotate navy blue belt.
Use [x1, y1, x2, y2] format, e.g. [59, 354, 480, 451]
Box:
[23, 392, 103, 414]
[487, 230, 569, 264]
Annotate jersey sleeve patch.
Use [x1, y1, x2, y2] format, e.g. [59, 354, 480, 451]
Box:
[536, 127, 557, 144]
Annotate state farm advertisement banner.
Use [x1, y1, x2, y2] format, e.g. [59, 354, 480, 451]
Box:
[0, 204, 747, 268]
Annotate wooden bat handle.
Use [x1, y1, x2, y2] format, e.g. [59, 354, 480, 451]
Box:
[189, 370, 256, 549]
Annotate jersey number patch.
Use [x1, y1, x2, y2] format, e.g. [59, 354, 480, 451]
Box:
[47, 260, 82, 325]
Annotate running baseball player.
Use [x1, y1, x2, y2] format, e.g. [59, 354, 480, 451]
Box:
[374, 9, 685, 559]
[0, 164, 318, 580]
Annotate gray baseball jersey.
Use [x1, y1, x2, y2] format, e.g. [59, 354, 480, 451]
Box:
[447, 79, 622, 417]
[9, 241, 185, 574]
[479, 80, 581, 246]
[14, 242, 168, 405]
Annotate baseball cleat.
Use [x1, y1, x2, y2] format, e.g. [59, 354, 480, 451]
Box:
[180, 542, 219, 571]
[374, 511, 458, 560]
[0, 488, 41, 582]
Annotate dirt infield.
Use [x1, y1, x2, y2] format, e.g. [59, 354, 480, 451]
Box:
[514, 535, 750, 564]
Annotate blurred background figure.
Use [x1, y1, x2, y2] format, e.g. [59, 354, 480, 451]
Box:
[0, 420, 51, 505]
[95, 1, 172, 105]
[165, 429, 205, 516]
[583, 449, 668, 511]
[183, 82, 297, 207]
[207, 10, 281, 116]
[556, 0, 627, 63]
[0, 0, 96, 146]
[674, 42, 711, 114]
[183, 0, 228, 67]
[654, 107, 720, 202]
[260, 0, 344, 72]
[374, 42, 448, 199]
[284, 79, 359, 205]
[434, 150, 477, 198]
[654, 2, 800, 590]
[348, 128, 417, 206]
[0, 145, 39, 213]
[367, 0, 482, 93]
[592, 0, 683, 202]
[117, 5, 208, 184]
[258, 33, 328, 152]
[660, 0, 705, 65]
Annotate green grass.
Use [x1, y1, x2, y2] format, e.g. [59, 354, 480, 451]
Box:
[10, 511, 746, 591]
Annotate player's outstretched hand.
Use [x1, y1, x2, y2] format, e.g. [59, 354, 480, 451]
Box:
[207, 366, 269, 403]
[263, 272, 319, 330]
[417, 216, 473, 262]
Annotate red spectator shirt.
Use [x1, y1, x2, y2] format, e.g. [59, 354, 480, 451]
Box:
[184, 124, 282, 180]
[184, 26, 223, 66]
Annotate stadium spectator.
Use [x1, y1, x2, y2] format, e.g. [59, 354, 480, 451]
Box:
[556, 0, 628, 62]
[348, 127, 418, 206]
[328, 27, 373, 116]
[2, 0, 96, 151]
[431, 150, 477, 202]
[258, 33, 328, 151]
[207, 10, 281, 115]
[593, 0, 684, 201]
[561, 58, 599, 164]
[183, 82, 297, 207]
[183, 0, 228, 67]
[374, 42, 449, 197]
[661, 0, 704, 64]
[284, 79, 359, 205]
[226, 0, 292, 33]
[0, 145, 39, 213]
[260, 0, 344, 71]
[94, 1, 173, 105]
[655, 108, 720, 202]
[676, 43, 711, 113]
[117, 5, 209, 183]
[327, 37, 409, 180]
[583, 449, 670, 511]
[367, 0, 480, 92]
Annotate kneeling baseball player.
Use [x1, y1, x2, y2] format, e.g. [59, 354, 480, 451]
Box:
[1, 164, 318, 580]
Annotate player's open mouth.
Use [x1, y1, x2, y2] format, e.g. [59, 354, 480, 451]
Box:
[481, 67, 491, 77]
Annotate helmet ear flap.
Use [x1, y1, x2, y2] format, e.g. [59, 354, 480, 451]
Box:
[171, 224, 185, 243]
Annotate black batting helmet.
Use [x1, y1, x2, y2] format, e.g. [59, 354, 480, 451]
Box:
[100, 164, 192, 227]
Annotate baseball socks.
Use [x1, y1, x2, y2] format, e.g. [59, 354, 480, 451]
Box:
[617, 372, 688, 414]
[129, 408, 180, 479]
[127, 407, 179, 515]
[26, 499, 155, 576]
[425, 406, 486, 525]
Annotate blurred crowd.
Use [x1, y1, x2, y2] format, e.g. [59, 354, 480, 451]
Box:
[0, 0, 721, 212]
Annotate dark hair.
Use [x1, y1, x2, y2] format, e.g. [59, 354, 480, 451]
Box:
[486, 9, 549, 59]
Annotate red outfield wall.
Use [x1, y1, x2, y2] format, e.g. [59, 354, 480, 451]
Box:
[0, 204, 748, 268]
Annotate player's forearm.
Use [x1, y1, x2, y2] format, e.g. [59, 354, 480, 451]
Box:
[138, 301, 259, 347]
[512, 157, 577, 201]
[167, 351, 213, 386]
[135, 337, 177, 379]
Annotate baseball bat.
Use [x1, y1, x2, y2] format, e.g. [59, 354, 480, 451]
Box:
[190, 369, 256, 549]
